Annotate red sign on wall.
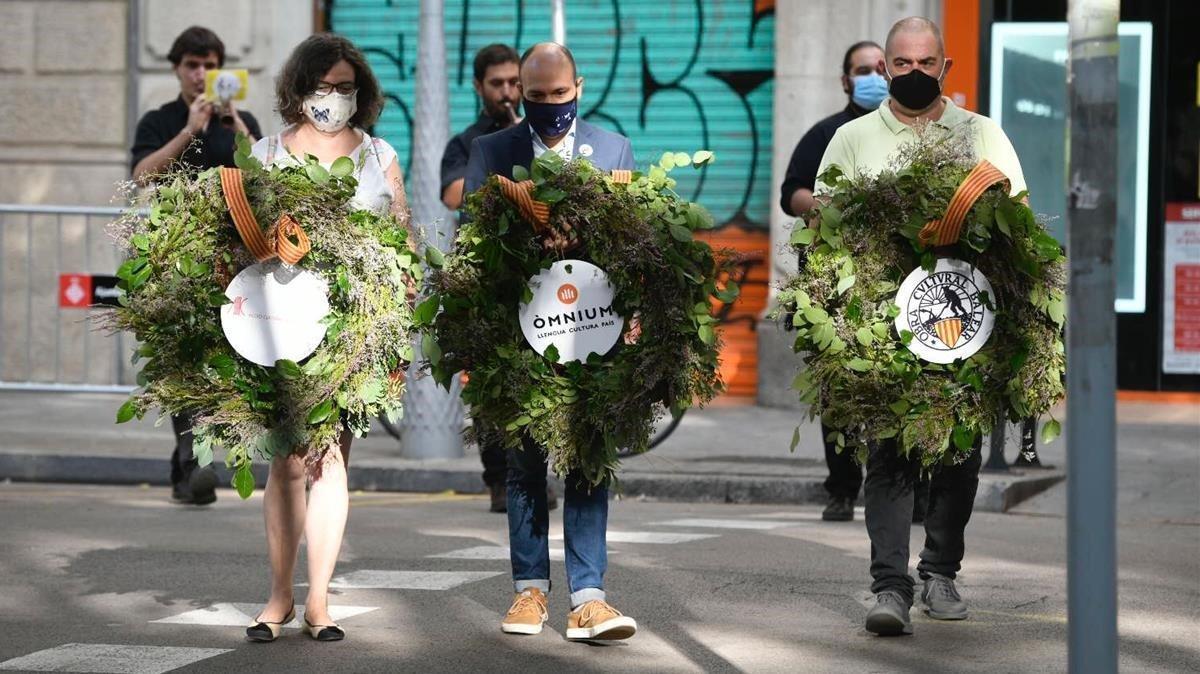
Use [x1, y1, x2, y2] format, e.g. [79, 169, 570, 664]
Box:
[59, 274, 92, 308]
[1164, 203, 1200, 373]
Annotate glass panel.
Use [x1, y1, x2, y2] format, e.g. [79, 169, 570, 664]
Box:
[990, 22, 1152, 313]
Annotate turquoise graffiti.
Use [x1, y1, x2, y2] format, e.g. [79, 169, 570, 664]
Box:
[330, 0, 775, 229]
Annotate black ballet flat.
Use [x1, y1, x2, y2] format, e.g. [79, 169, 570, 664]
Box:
[245, 607, 296, 642]
[303, 616, 345, 642]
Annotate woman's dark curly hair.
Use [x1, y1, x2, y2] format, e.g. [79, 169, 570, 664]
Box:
[276, 33, 384, 128]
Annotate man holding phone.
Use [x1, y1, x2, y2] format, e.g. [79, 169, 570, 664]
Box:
[129, 26, 262, 505]
[131, 26, 261, 186]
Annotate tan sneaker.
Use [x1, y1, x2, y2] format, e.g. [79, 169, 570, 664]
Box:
[565, 600, 637, 641]
[501, 588, 549, 635]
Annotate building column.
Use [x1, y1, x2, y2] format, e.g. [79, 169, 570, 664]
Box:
[758, 0, 942, 409]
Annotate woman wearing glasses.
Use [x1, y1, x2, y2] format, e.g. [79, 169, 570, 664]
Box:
[244, 33, 409, 643]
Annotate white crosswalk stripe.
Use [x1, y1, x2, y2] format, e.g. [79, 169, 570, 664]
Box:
[427, 545, 572, 561]
[330, 569, 504, 590]
[652, 518, 795, 530]
[0, 643, 231, 674]
[149, 603, 378, 627]
[550, 531, 719, 544]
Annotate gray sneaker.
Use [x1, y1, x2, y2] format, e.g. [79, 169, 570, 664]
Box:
[864, 591, 913, 636]
[921, 574, 968, 620]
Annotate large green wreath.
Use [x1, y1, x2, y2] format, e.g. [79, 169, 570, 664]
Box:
[106, 137, 419, 496]
[423, 151, 736, 485]
[775, 132, 1065, 467]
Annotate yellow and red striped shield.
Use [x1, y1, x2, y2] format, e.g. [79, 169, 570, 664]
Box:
[934, 318, 964, 348]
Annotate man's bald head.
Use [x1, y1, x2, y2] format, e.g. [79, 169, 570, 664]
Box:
[520, 42, 577, 79]
[885, 17, 944, 58]
[518, 41, 583, 109]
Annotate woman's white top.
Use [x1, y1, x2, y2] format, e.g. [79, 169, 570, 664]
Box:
[250, 126, 397, 215]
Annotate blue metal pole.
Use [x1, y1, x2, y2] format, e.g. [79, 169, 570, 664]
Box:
[1066, 1, 1119, 671]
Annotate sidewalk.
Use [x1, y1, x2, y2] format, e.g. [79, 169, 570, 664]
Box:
[1, 391, 1195, 514]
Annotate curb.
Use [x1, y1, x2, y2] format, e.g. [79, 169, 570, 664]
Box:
[0, 451, 1063, 512]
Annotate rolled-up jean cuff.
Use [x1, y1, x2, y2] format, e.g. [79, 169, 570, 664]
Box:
[514, 579, 551, 594]
[570, 587, 605, 608]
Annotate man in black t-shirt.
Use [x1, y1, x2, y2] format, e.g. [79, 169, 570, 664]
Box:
[131, 26, 261, 185]
[129, 26, 262, 505]
[779, 40, 887, 523]
[440, 43, 522, 211]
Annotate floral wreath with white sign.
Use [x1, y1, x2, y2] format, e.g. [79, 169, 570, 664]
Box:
[105, 136, 419, 497]
[775, 130, 1066, 468]
[422, 151, 737, 486]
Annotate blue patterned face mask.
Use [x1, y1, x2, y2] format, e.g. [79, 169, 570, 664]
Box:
[850, 73, 888, 110]
[523, 97, 577, 137]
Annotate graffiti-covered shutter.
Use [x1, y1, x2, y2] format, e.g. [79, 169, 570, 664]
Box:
[332, 0, 775, 395]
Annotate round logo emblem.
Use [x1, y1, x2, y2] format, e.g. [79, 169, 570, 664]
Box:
[220, 263, 330, 367]
[519, 260, 625, 363]
[893, 258, 995, 364]
[557, 283, 579, 304]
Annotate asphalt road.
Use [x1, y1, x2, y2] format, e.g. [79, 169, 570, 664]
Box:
[0, 483, 1196, 673]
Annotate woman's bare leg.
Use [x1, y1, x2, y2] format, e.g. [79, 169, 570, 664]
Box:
[303, 429, 352, 625]
[260, 453, 307, 620]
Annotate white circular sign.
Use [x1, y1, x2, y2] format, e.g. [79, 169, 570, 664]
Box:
[220, 263, 330, 367]
[893, 258, 995, 364]
[519, 259, 624, 363]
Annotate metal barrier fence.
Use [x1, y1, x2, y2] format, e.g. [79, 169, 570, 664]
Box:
[0, 204, 134, 393]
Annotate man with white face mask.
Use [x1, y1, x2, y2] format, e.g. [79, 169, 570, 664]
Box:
[814, 17, 1028, 638]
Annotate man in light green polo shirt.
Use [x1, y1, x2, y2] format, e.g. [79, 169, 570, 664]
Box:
[814, 17, 1029, 638]
[816, 21, 1026, 198]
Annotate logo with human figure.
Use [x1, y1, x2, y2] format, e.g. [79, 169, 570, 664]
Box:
[894, 259, 995, 364]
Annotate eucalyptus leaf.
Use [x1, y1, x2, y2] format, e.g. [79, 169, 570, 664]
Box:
[116, 399, 137, 424]
[330, 156, 355, 178]
[305, 163, 330, 184]
[233, 463, 255, 499]
[1041, 418, 1062, 444]
[669, 224, 693, 242]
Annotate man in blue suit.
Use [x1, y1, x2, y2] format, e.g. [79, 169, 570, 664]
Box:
[465, 42, 639, 642]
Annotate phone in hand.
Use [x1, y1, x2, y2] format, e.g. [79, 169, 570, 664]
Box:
[204, 69, 249, 127]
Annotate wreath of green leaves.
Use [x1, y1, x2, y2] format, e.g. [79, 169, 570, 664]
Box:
[775, 132, 1066, 467]
[107, 137, 419, 497]
[423, 151, 736, 486]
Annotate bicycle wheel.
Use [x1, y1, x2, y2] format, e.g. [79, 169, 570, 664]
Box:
[376, 414, 403, 442]
[616, 410, 685, 458]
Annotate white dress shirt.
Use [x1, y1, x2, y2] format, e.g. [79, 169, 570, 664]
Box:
[530, 120, 577, 161]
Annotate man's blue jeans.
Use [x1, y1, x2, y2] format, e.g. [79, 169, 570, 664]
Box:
[507, 438, 608, 608]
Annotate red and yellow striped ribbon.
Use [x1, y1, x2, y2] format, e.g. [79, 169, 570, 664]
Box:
[219, 167, 311, 265]
[918, 160, 1010, 247]
[494, 169, 635, 233]
[495, 175, 551, 233]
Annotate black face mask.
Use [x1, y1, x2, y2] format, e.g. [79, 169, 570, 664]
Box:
[887, 66, 944, 111]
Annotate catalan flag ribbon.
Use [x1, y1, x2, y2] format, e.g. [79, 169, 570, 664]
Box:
[918, 160, 1010, 247]
[494, 169, 636, 234]
[219, 167, 311, 265]
[495, 175, 551, 233]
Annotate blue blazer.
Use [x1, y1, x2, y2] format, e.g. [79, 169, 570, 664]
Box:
[463, 119, 635, 197]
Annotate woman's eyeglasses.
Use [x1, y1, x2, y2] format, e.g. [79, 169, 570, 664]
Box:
[314, 81, 358, 96]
